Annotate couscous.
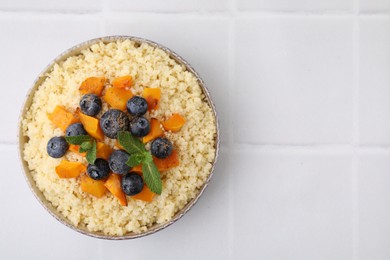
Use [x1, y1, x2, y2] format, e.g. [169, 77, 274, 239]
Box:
[21, 39, 216, 235]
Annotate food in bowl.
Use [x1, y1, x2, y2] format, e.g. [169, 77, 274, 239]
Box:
[21, 39, 217, 236]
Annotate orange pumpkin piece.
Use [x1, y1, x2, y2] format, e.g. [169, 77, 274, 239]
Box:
[48, 106, 79, 132]
[103, 87, 133, 111]
[96, 142, 113, 160]
[153, 150, 180, 171]
[112, 76, 133, 89]
[68, 144, 87, 156]
[132, 164, 142, 173]
[79, 77, 106, 96]
[80, 174, 107, 198]
[55, 160, 86, 179]
[142, 88, 161, 111]
[162, 114, 185, 132]
[78, 112, 104, 141]
[104, 174, 127, 206]
[143, 118, 164, 143]
[132, 185, 155, 202]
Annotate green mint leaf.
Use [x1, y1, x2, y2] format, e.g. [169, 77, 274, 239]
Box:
[86, 140, 97, 164]
[143, 151, 153, 163]
[126, 153, 145, 167]
[117, 131, 146, 154]
[79, 146, 89, 153]
[80, 141, 92, 150]
[142, 161, 162, 195]
[65, 135, 92, 145]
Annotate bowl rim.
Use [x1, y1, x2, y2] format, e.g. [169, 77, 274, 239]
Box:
[17, 35, 220, 240]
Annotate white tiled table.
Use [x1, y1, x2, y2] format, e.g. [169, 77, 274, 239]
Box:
[1, 0, 390, 259]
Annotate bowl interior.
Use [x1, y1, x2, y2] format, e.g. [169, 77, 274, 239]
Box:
[18, 36, 220, 239]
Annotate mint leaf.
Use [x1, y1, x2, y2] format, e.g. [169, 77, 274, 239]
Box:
[80, 141, 92, 151]
[126, 153, 145, 167]
[118, 131, 146, 154]
[118, 131, 163, 194]
[65, 135, 92, 145]
[79, 146, 89, 153]
[143, 151, 153, 163]
[86, 140, 97, 164]
[142, 161, 162, 195]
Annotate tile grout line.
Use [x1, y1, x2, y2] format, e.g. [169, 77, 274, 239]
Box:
[0, 142, 17, 147]
[352, 0, 360, 258]
[227, 0, 236, 150]
[1, 9, 390, 18]
[227, 0, 236, 258]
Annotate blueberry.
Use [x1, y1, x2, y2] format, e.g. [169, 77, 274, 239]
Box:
[100, 109, 130, 138]
[126, 96, 148, 116]
[87, 158, 110, 180]
[121, 173, 144, 196]
[47, 136, 69, 158]
[80, 94, 102, 116]
[151, 137, 173, 159]
[109, 150, 130, 175]
[130, 117, 150, 137]
[65, 123, 87, 137]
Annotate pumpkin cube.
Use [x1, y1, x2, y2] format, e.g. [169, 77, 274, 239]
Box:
[132, 185, 155, 202]
[112, 76, 133, 89]
[55, 160, 86, 179]
[79, 112, 104, 141]
[143, 118, 163, 143]
[96, 142, 113, 160]
[142, 87, 161, 111]
[79, 77, 106, 96]
[103, 87, 133, 111]
[48, 106, 78, 132]
[162, 114, 185, 132]
[104, 174, 127, 206]
[80, 174, 107, 198]
[153, 150, 180, 171]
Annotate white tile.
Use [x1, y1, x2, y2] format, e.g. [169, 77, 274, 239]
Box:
[232, 149, 353, 259]
[0, 15, 102, 143]
[237, 0, 353, 12]
[109, 0, 228, 12]
[360, 0, 390, 13]
[106, 15, 230, 144]
[358, 151, 390, 259]
[0, 146, 99, 259]
[0, 0, 101, 12]
[234, 17, 354, 144]
[99, 149, 231, 259]
[359, 17, 390, 145]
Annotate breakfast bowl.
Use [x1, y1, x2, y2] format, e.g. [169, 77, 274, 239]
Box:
[18, 36, 219, 239]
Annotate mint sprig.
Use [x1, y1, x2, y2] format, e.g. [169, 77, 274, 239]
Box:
[118, 131, 162, 195]
[117, 131, 146, 154]
[65, 135, 97, 164]
[142, 162, 162, 195]
[85, 140, 97, 164]
[126, 153, 146, 167]
[65, 135, 92, 144]
[80, 141, 92, 151]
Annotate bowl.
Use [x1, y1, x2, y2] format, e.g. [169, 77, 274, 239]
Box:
[17, 36, 220, 239]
